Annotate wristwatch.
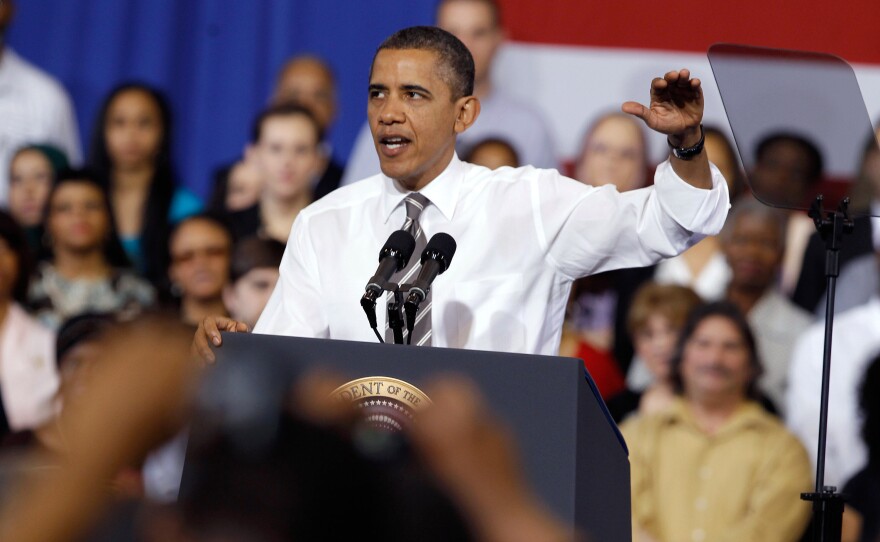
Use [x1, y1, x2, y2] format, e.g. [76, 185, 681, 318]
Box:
[668, 125, 705, 161]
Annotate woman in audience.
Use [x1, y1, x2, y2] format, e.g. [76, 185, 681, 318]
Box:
[28, 169, 155, 330]
[8, 144, 69, 256]
[167, 214, 232, 326]
[89, 83, 201, 285]
[605, 282, 702, 422]
[564, 112, 653, 377]
[703, 126, 746, 202]
[0, 210, 58, 439]
[842, 353, 880, 542]
[463, 137, 520, 169]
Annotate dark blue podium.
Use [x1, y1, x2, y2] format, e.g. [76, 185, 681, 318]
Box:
[190, 333, 632, 541]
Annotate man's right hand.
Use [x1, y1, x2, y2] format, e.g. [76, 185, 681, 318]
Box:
[192, 316, 250, 364]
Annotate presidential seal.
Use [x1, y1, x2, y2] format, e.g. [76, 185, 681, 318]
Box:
[331, 377, 431, 433]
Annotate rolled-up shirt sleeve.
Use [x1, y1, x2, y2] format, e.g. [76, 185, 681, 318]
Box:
[540, 159, 729, 279]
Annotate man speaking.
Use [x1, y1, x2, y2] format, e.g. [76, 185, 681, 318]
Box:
[194, 26, 728, 360]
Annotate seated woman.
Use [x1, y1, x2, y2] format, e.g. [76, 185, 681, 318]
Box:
[89, 83, 202, 285]
[8, 144, 69, 258]
[167, 214, 233, 326]
[27, 169, 155, 330]
[0, 210, 58, 441]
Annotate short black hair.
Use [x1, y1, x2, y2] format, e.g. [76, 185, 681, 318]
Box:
[56, 312, 117, 368]
[374, 26, 475, 100]
[229, 236, 285, 283]
[754, 132, 824, 184]
[46, 168, 131, 268]
[250, 102, 323, 144]
[0, 209, 32, 304]
[670, 301, 763, 399]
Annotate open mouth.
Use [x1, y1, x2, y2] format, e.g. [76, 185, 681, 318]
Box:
[380, 136, 411, 153]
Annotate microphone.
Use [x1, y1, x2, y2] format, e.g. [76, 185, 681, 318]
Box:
[361, 230, 416, 336]
[404, 233, 456, 342]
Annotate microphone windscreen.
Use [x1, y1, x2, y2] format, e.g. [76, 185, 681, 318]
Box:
[422, 232, 457, 265]
[382, 229, 417, 265]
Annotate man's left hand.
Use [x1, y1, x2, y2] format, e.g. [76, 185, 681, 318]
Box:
[622, 69, 703, 146]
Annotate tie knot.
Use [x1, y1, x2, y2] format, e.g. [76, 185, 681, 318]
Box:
[404, 193, 429, 222]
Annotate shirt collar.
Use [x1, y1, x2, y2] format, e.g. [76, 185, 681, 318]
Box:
[380, 152, 466, 225]
[663, 397, 772, 435]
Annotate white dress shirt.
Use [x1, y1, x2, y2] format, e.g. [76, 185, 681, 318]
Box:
[256, 154, 728, 355]
[0, 48, 82, 204]
[786, 296, 880, 488]
[341, 89, 558, 187]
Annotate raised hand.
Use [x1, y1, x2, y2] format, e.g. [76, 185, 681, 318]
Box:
[622, 69, 703, 146]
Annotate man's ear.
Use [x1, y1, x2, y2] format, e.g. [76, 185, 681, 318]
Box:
[453, 96, 480, 135]
[0, 0, 15, 31]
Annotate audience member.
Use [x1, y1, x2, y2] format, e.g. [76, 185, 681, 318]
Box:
[226, 103, 321, 242]
[89, 83, 202, 285]
[622, 302, 812, 542]
[574, 111, 648, 193]
[703, 126, 746, 202]
[0, 210, 58, 437]
[27, 170, 155, 330]
[167, 214, 232, 326]
[786, 255, 880, 488]
[222, 237, 284, 330]
[721, 199, 812, 414]
[272, 55, 345, 200]
[340, 0, 556, 185]
[207, 156, 263, 214]
[748, 132, 824, 296]
[8, 144, 69, 255]
[0, 0, 81, 204]
[463, 137, 519, 169]
[841, 353, 880, 542]
[794, 126, 880, 312]
[565, 112, 652, 370]
[605, 282, 701, 423]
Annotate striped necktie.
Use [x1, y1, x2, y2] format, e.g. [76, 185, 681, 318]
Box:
[386, 193, 431, 345]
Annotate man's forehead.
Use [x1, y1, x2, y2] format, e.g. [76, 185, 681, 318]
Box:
[370, 49, 445, 87]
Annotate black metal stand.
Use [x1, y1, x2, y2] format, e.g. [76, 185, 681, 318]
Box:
[800, 195, 854, 542]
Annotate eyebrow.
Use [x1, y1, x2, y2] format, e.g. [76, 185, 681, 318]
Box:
[367, 83, 433, 97]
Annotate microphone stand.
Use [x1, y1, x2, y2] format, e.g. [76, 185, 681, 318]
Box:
[387, 287, 406, 345]
[800, 195, 853, 542]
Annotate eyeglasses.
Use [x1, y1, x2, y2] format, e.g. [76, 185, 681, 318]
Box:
[171, 245, 229, 265]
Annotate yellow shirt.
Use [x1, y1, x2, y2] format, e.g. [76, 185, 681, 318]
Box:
[620, 398, 812, 542]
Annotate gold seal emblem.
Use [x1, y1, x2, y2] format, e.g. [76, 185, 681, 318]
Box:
[331, 376, 431, 433]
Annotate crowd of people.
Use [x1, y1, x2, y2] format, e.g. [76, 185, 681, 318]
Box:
[0, 0, 879, 540]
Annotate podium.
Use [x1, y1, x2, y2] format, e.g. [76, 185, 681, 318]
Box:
[190, 333, 632, 541]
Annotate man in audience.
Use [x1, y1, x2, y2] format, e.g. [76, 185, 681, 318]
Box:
[226, 104, 321, 243]
[721, 199, 812, 414]
[193, 25, 728, 360]
[786, 252, 880, 489]
[341, 0, 556, 185]
[746, 132, 825, 297]
[272, 55, 344, 199]
[622, 302, 812, 542]
[0, 0, 82, 204]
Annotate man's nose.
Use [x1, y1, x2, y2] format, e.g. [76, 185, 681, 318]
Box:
[378, 97, 405, 124]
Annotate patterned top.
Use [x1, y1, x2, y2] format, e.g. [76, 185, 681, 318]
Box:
[27, 262, 156, 329]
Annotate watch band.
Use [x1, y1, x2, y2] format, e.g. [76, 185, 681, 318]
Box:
[668, 125, 705, 161]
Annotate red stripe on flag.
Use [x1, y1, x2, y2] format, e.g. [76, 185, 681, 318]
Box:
[499, 1, 880, 65]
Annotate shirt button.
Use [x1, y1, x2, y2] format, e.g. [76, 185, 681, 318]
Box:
[692, 528, 705, 542]
[695, 497, 707, 510]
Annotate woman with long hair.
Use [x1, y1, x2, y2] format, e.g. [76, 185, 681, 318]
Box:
[89, 83, 201, 286]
